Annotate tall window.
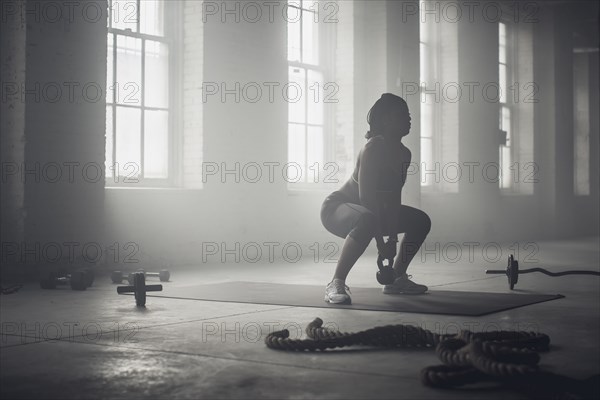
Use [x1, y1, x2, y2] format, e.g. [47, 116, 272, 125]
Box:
[106, 0, 172, 185]
[498, 22, 512, 189]
[419, 13, 437, 187]
[573, 52, 591, 196]
[419, 1, 459, 193]
[287, 0, 330, 185]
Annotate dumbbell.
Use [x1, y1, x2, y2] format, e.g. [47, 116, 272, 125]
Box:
[110, 270, 139, 284]
[117, 272, 162, 307]
[111, 269, 170, 284]
[40, 269, 94, 291]
[83, 269, 95, 287]
[142, 269, 170, 282]
[487, 254, 600, 290]
[110, 270, 131, 284]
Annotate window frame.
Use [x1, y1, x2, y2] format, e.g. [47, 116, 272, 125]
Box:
[105, 0, 182, 188]
[419, 15, 442, 192]
[573, 51, 592, 196]
[498, 18, 519, 193]
[286, 0, 336, 190]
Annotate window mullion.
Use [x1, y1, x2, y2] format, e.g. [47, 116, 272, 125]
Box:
[108, 0, 112, 28]
[166, 0, 175, 185]
[136, 0, 141, 33]
[137, 0, 142, 179]
[299, 7, 303, 64]
[140, 38, 145, 179]
[304, 66, 309, 183]
[112, 33, 117, 173]
[108, 28, 169, 42]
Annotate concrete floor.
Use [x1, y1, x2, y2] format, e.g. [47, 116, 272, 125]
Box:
[1, 237, 599, 399]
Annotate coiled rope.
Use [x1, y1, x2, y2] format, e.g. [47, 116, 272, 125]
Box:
[265, 317, 599, 399]
[1, 284, 23, 294]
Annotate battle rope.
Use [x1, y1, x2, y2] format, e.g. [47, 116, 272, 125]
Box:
[1, 284, 24, 295]
[265, 318, 599, 400]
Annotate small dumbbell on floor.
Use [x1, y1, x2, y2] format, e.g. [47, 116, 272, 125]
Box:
[111, 269, 170, 284]
[117, 272, 162, 307]
[142, 269, 170, 282]
[40, 269, 94, 291]
[110, 270, 131, 284]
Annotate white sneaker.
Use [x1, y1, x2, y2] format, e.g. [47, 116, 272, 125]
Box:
[382, 274, 428, 294]
[324, 279, 352, 304]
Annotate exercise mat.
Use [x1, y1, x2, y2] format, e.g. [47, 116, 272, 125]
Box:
[149, 281, 564, 316]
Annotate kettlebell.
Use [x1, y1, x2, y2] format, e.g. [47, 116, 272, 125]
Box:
[376, 254, 396, 285]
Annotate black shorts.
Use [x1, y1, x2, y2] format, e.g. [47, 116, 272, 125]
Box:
[321, 191, 432, 242]
[320, 191, 375, 242]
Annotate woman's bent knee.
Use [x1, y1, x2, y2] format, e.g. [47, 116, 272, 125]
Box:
[421, 212, 432, 234]
[406, 209, 431, 237]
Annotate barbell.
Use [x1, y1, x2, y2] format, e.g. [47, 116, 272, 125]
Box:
[486, 254, 600, 290]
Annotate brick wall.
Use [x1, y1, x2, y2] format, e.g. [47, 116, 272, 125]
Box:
[1, 0, 27, 273]
[13, 0, 106, 273]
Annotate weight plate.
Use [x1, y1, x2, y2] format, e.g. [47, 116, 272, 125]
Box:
[159, 270, 170, 282]
[83, 269, 95, 287]
[111, 271, 123, 284]
[70, 271, 87, 291]
[134, 272, 146, 307]
[40, 271, 57, 289]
